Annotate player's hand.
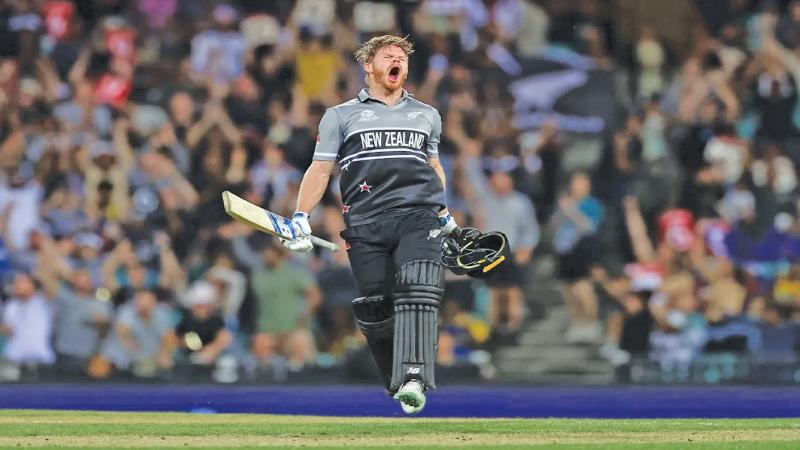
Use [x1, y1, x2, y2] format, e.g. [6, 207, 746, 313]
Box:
[291, 211, 312, 238]
[437, 213, 458, 237]
[281, 236, 314, 253]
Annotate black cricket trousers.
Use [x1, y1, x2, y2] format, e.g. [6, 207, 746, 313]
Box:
[340, 209, 444, 298]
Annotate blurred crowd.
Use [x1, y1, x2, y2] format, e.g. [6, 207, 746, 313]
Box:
[2, 0, 800, 384]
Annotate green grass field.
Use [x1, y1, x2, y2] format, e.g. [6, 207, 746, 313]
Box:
[0, 410, 798, 449]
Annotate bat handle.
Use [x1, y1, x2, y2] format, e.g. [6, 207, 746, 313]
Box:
[310, 235, 340, 252]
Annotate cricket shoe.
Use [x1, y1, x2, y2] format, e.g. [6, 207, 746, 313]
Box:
[394, 380, 426, 415]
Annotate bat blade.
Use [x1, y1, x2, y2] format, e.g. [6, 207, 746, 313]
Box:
[221, 191, 340, 252]
[222, 191, 294, 238]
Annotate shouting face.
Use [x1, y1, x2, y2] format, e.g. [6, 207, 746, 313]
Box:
[365, 45, 408, 92]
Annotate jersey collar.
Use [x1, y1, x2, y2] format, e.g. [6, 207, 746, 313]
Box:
[357, 88, 412, 104]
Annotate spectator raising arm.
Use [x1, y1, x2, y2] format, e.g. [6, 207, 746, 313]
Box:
[623, 196, 656, 264]
[35, 236, 74, 299]
[155, 232, 186, 291]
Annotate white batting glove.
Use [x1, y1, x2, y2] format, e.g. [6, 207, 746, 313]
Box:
[282, 236, 314, 253]
[281, 211, 314, 253]
[437, 213, 458, 237]
[291, 212, 312, 238]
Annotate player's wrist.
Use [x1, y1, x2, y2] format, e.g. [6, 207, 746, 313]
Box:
[293, 211, 309, 219]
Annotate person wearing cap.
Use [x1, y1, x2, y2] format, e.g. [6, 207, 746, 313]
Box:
[175, 281, 231, 366]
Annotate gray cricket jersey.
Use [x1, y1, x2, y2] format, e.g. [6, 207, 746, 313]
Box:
[313, 88, 446, 227]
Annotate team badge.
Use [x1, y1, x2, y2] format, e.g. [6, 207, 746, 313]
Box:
[358, 110, 378, 122]
[358, 181, 372, 193]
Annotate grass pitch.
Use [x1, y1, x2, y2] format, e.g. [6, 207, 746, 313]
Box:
[0, 410, 798, 449]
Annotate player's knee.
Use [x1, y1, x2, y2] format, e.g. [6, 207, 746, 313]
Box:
[394, 259, 444, 305]
[352, 295, 393, 324]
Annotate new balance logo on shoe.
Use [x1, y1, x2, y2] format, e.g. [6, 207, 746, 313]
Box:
[406, 367, 421, 375]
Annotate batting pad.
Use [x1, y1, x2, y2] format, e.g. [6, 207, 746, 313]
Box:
[390, 259, 444, 390]
[391, 301, 438, 390]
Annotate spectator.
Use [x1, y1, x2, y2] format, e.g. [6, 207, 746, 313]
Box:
[0, 163, 42, 252]
[649, 269, 708, 381]
[459, 139, 539, 333]
[176, 281, 231, 366]
[98, 289, 176, 378]
[190, 4, 245, 84]
[250, 242, 320, 371]
[39, 263, 112, 364]
[550, 172, 604, 342]
[0, 272, 54, 366]
[699, 257, 747, 324]
[202, 249, 247, 329]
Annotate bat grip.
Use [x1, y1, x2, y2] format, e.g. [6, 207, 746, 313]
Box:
[310, 235, 340, 252]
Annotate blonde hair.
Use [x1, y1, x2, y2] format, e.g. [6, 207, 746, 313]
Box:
[353, 35, 414, 64]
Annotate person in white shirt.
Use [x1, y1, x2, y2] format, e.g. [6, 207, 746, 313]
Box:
[0, 272, 54, 365]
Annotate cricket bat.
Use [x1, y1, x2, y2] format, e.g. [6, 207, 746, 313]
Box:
[221, 191, 340, 252]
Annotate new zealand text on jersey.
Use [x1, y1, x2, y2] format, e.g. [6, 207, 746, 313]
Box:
[359, 130, 427, 150]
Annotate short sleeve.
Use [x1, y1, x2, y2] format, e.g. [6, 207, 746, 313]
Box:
[117, 306, 137, 329]
[313, 107, 342, 161]
[427, 109, 442, 156]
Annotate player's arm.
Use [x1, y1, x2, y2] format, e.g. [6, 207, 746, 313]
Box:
[285, 107, 341, 253]
[295, 107, 342, 215]
[428, 156, 449, 217]
[427, 109, 457, 235]
[296, 160, 335, 214]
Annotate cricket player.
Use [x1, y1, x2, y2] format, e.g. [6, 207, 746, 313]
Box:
[282, 35, 457, 414]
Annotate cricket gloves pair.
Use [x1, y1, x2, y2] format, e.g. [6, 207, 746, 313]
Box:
[282, 211, 314, 253]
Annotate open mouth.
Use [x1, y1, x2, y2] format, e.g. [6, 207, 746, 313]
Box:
[388, 66, 400, 82]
